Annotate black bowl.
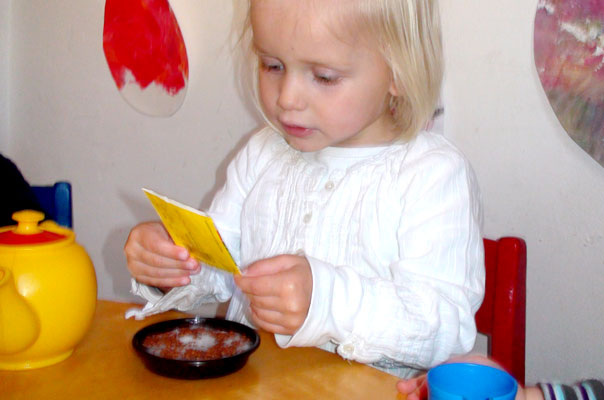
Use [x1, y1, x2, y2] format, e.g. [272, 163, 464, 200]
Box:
[132, 317, 260, 379]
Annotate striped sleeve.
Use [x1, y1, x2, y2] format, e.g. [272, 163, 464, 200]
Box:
[539, 381, 604, 400]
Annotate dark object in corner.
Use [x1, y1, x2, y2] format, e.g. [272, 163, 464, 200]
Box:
[0, 154, 43, 227]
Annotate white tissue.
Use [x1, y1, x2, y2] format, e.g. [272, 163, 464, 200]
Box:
[125, 265, 234, 320]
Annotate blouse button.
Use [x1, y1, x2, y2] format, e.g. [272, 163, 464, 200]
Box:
[342, 344, 355, 354]
[324, 181, 334, 190]
[303, 213, 312, 223]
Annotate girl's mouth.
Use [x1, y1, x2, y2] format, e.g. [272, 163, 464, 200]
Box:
[281, 123, 313, 138]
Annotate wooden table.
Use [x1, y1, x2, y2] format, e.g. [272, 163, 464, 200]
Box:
[1, 300, 401, 399]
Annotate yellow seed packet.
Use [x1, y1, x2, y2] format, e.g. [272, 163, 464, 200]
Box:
[143, 188, 240, 274]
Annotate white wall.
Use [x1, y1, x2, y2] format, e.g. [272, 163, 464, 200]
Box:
[3, 0, 603, 385]
[0, 0, 10, 149]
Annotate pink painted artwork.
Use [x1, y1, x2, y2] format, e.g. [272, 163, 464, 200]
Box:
[103, 0, 189, 117]
[534, 0, 604, 167]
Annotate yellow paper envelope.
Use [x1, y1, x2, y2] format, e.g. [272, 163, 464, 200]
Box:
[143, 188, 240, 274]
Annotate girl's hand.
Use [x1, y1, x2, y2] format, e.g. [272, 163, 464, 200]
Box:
[234, 254, 312, 335]
[396, 374, 428, 400]
[124, 221, 200, 289]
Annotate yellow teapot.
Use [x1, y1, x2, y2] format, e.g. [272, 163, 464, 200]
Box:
[0, 210, 97, 370]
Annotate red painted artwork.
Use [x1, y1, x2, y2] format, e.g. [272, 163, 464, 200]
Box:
[103, 0, 189, 116]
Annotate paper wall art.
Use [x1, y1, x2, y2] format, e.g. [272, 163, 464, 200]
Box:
[103, 0, 189, 117]
[534, 0, 604, 168]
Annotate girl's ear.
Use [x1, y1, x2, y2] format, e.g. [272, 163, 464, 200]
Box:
[388, 74, 399, 97]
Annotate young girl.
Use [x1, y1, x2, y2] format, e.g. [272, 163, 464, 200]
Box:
[124, 0, 485, 378]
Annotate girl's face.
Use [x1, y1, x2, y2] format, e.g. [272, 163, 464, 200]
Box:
[251, 0, 398, 152]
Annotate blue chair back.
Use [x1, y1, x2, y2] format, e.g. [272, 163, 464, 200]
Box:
[31, 181, 73, 228]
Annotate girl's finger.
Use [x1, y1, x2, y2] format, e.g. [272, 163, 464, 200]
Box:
[250, 305, 283, 323]
[236, 273, 281, 297]
[249, 308, 291, 335]
[397, 375, 428, 400]
[247, 293, 282, 311]
[243, 254, 299, 277]
[130, 260, 196, 279]
[250, 305, 304, 334]
[135, 273, 192, 288]
[142, 237, 190, 261]
[136, 248, 198, 270]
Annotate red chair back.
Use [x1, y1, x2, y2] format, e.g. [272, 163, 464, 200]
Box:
[476, 237, 527, 385]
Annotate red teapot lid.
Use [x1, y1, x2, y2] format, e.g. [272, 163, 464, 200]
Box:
[0, 210, 66, 245]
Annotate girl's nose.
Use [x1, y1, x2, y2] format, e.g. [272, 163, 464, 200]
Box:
[277, 73, 305, 111]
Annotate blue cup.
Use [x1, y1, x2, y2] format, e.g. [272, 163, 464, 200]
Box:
[427, 363, 518, 400]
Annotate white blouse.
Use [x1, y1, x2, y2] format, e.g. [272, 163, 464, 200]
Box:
[129, 127, 485, 375]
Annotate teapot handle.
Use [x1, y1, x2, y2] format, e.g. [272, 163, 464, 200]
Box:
[0, 266, 41, 354]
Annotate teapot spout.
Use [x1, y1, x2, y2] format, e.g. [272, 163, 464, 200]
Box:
[0, 266, 40, 354]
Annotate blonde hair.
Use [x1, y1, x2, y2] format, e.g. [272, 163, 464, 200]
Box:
[232, 0, 443, 141]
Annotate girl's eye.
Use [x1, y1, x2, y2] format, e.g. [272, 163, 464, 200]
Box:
[313, 72, 339, 85]
[260, 58, 283, 73]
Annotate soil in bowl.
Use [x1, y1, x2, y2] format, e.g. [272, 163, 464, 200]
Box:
[142, 325, 254, 361]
